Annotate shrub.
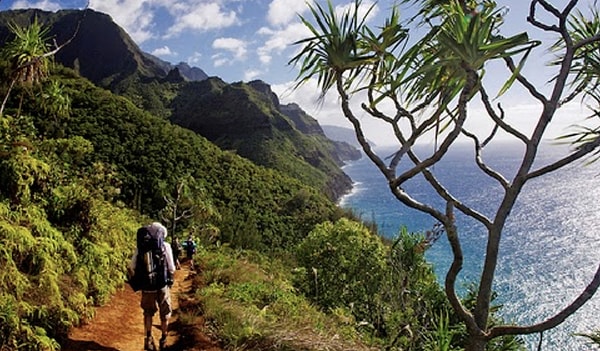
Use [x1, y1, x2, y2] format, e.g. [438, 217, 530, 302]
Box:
[295, 218, 388, 331]
[195, 246, 377, 350]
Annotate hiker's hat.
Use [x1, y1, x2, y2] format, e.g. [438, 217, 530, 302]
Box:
[150, 222, 168, 239]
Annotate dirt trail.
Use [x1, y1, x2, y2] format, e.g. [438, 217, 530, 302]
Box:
[61, 262, 221, 351]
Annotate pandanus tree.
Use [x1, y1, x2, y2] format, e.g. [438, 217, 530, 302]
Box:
[290, 0, 600, 350]
[0, 18, 53, 116]
[0, 16, 80, 118]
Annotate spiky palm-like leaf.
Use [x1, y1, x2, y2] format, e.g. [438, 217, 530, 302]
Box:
[289, 0, 379, 97]
[396, 0, 536, 106]
[0, 17, 54, 117]
[551, 7, 600, 150]
[553, 7, 600, 101]
[3, 17, 52, 86]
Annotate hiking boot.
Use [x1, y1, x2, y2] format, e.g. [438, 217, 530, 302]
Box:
[144, 336, 156, 351]
[159, 335, 167, 350]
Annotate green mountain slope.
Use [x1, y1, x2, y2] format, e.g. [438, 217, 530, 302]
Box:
[169, 78, 355, 199]
[10, 67, 341, 252]
[0, 8, 358, 201]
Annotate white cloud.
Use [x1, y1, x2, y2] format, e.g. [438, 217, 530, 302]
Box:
[211, 53, 230, 68]
[257, 1, 379, 82]
[257, 22, 311, 67]
[187, 51, 203, 66]
[151, 45, 176, 56]
[335, 0, 379, 22]
[267, 0, 312, 26]
[213, 37, 247, 60]
[11, 0, 61, 11]
[88, 0, 155, 43]
[244, 69, 262, 81]
[165, 2, 238, 38]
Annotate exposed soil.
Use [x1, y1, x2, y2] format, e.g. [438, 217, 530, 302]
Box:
[61, 261, 222, 351]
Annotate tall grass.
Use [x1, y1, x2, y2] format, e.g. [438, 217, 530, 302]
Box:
[184, 246, 378, 351]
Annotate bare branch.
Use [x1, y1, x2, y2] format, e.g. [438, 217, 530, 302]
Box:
[460, 128, 510, 190]
[528, 1, 560, 32]
[383, 105, 448, 175]
[503, 57, 548, 105]
[479, 86, 530, 143]
[573, 33, 600, 50]
[390, 67, 494, 227]
[174, 208, 194, 222]
[488, 262, 600, 338]
[336, 74, 389, 177]
[443, 204, 481, 334]
[527, 136, 600, 179]
[392, 66, 477, 188]
[536, 0, 562, 17]
[388, 185, 445, 223]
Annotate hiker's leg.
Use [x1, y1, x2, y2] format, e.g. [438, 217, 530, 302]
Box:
[161, 319, 168, 336]
[158, 287, 172, 349]
[158, 287, 172, 333]
[141, 292, 159, 350]
[141, 292, 159, 335]
[145, 315, 153, 335]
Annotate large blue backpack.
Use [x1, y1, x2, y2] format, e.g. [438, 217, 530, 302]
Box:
[129, 225, 167, 291]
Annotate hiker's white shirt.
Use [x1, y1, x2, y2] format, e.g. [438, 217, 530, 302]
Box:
[128, 242, 176, 291]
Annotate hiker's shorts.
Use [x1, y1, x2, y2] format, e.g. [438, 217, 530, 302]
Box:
[141, 286, 172, 320]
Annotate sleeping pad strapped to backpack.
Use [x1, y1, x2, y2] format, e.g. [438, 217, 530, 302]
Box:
[129, 225, 168, 292]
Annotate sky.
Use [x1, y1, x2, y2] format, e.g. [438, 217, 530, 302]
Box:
[0, 0, 597, 146]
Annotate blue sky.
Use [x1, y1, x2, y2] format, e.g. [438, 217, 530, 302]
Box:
[0, 0, 357, 84]
[0, 0, 596, 145]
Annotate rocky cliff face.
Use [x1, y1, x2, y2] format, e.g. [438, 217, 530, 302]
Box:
[0, 9, 162, 84]
[247, 81, 361, 163]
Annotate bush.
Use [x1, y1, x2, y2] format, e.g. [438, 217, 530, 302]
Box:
[295, 218, 388, 331]
[195, 246, 377, 350]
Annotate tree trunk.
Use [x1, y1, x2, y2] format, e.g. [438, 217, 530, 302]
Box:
[465, 336, 486, 351]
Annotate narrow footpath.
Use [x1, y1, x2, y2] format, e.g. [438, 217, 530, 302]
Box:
[61, 262, 222, 351]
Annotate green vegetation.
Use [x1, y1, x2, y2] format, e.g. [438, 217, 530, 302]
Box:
[168, 77, 354, 200]
[290, 0, 600, 349]
[0, 113, 140, 350]
[190, 246, 375, 350]
[0, 19, 339, 350]
[191, 221, 522, 350]
[0, 14, 526, 351]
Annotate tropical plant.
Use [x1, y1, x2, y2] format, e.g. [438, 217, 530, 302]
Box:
[575, 330, 600, 348]
[158, 174, 219, 241]
[197, 246, 378, 351]
[290, 0, 600, 350]
[0, 17, 52, 116]
[295, 218, 388, 330]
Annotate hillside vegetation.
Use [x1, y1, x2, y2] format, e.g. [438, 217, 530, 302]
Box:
[0, 8, 358, 201]
[0, 14, 524, 351]
[0, 62, 345, 349]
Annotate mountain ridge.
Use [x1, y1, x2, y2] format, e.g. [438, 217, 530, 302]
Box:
[0, 8, 359, 200]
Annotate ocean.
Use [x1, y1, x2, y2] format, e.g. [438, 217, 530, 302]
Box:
[338, 141, 600, 350]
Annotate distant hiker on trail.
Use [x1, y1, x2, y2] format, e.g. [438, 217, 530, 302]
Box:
[127, 222, 175, 351]
[172, 237, 182, 270]
[185, 235, 197, 270]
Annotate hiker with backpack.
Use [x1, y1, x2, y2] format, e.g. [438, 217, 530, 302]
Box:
[172, 237, 182, 270]
[127, 222, 175, 351]
[185, 235, 197, 270]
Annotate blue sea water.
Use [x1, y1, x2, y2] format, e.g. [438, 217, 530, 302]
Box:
[339, 141, 600, 350]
